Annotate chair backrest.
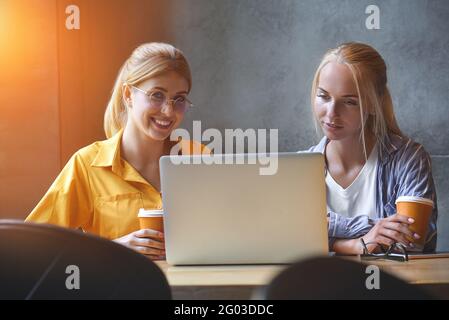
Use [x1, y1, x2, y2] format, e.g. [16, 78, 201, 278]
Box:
[260, 256, 435, 300]
[0, 220, 171, 299]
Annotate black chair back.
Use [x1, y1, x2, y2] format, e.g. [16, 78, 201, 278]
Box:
[261, 256, 435, 299]
[0, 220, 171, 299]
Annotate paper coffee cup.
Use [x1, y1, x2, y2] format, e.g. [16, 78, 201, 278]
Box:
[138, 208, 164, 232]
[395, 196, 433, 246]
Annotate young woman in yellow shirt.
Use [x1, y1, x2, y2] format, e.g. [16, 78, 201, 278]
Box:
[26, 42, 205, 260]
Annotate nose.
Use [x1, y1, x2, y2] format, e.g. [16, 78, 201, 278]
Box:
[326, 99, 338, 118]
[160, 99, 175, 116]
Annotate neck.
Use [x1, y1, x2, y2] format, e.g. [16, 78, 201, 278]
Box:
[326, 131, 376, 170]
[121, 122, 167, 171]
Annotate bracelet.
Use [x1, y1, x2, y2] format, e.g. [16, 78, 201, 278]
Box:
[360, 237, 368, 255]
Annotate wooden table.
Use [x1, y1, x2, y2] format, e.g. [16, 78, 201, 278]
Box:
[155, 257, 449, 299]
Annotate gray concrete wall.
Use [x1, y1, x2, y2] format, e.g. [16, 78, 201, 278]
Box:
[170, 0, 449, 250]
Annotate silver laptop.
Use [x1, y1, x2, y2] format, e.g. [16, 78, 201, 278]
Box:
[160, 152, 328, 265]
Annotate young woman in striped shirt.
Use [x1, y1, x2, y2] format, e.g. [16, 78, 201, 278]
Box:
[307, 42, 437, 253]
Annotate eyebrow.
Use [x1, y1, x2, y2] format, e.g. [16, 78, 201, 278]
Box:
[151, 87, 188, 95]
[317, 87, 358, 98]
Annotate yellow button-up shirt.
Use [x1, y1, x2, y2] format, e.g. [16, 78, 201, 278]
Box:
[26, 129, 206, 239]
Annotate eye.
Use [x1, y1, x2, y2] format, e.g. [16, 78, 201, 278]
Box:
[151, 91, 165, 101]
[345, 99, 358, 106]
[174, 96, 186, 103]
[317, 93, 329, 100]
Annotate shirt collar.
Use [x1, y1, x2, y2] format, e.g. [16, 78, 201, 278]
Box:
[378, 133, 406, 164]
[312, 133, 406, 164]
[91, 129, 133, 180]
[313, 136, 328, 154]
[91, 129, 125, 177]
[90, 129, 164, 187]
[89, 129, 205, 185]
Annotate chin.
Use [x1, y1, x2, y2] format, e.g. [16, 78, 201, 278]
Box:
[147, 130, 172, 141]
[322, 129, 345, 141]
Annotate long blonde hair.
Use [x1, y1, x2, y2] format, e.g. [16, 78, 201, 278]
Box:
[311, 42, 402, 157]
[104, 42, 192, 138]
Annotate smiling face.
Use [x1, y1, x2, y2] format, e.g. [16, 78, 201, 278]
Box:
[314, 61, 364, 142]
[125, 71, 190, 141]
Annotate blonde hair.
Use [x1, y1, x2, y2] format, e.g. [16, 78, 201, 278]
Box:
[311, 42, 402, 158]
[104, 42, 192, 138]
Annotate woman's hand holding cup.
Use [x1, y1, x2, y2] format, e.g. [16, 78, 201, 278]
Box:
[114, 208, 166, 260]
[114, 228, 165, 260]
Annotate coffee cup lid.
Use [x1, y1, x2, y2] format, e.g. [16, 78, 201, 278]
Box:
[138, 208, 164, 217]
[395, 196, 434, 208]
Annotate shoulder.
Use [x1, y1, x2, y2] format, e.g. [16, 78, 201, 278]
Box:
[46, 140, 107, 190]
[72, 140, 104, 165]
[387, 135, 431, 166]
[65, 137, 113, 170]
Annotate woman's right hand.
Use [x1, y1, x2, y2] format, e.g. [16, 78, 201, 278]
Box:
[361, 214, 420, 253]
[114, 229, 165, 260]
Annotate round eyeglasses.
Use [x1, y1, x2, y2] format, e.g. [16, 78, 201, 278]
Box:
[130, 85, 193, 113]
[360, 238, 409, 262]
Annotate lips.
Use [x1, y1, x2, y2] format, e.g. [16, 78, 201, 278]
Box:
[323, 121, 344, 130]
[151, 117, 174, 130]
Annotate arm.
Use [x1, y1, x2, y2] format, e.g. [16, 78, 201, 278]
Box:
[26, 152, 167, 259]
[395, 144, 437, 252]
[332, 238, 362, 255]
[328, 143, 437, 253]
[331, 214, 417, 254]
[327, 211, 378, 250]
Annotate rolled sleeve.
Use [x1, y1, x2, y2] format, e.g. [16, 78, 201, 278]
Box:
[328, 211, 378, 250]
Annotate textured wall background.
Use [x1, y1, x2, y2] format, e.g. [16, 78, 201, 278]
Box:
[170, 0, 449, 250]
[0, 0, 60, 222]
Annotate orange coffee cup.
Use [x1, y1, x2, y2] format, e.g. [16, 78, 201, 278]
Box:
[395, 196, 433, 246]
[138, 208, 164, 232]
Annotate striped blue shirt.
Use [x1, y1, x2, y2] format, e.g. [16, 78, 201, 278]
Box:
[306, 134, 438, 253]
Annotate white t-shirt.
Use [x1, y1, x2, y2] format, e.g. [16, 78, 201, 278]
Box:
[326, 144, 378, 219]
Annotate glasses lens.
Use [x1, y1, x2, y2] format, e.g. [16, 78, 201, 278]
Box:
[149, 91, 165, 108]
[174, 97, 189, 112]
[361, 242, 408, 262]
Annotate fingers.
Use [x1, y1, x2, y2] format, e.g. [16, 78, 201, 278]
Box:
[134, 228, 164, 240]
[364, 214, 423, 253]
[382, 221, 416, 239]
[386, 214, 415, 225]
[133, 245, 165, 257]
[380, 228, 412, 247]
[131, 229, 165, 260]
[363, 235, 396, 253]
[375, 235, 396, 247]
[131, 237, 165, 250]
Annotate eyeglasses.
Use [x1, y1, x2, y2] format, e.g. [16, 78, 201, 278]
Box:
[130, 85, 193, 113]
[360, 238, 409, 262]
